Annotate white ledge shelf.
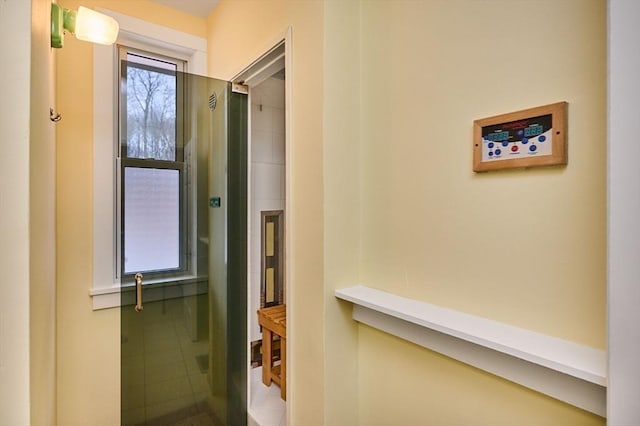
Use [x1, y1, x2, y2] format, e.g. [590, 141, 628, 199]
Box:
[335, 285, 606, 417]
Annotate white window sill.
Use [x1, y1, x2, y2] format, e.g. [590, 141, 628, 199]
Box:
[335, 285, 606, 417]
[90, 274, 208, 310]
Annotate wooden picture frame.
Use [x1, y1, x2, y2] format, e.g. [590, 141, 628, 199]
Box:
[260, 210, 284, 308]
[473, 102, 568, 172]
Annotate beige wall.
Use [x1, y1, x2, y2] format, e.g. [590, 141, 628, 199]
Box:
[360, 0, 606, 348]
[30, 0, 57, 424]
[53, 0, 607, 424]
[323, 0, 361, 424]
[209, 1, 607, 424]
[359, 326, 603, 426]
[357, 0, 606, 424]
[55, 2, 208, 424]
[207, 2, 327, 424]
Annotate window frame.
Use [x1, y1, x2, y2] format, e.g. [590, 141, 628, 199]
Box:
[90, 10, 207, 310]
[119, 160, 187, 278]
[117, 46, 189, 281]
[119, 47, 186, 163]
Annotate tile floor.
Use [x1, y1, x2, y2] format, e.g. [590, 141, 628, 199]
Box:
[249, 367, 286, 426]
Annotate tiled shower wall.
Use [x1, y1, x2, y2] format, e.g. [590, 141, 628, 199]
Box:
[250, 77, 285, 342]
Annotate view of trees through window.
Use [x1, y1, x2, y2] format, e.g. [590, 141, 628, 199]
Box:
[125, 53, 178, 161]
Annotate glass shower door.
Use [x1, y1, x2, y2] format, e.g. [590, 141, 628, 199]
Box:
[120, 66, 247, 426]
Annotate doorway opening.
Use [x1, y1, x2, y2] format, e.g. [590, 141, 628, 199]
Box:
[120, 71, 248, 426]
[233, 38, 289, 426]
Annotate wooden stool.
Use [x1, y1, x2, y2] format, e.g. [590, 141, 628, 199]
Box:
[257, 304, 286, 400]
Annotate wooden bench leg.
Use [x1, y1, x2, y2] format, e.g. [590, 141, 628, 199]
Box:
[262, 328, 272, 387]
[281, 336, 286, 400]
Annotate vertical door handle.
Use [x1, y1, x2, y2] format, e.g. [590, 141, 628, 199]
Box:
[134, 273, 143, 312]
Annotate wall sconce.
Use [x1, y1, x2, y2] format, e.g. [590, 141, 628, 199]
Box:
[51, 3, 119, 48]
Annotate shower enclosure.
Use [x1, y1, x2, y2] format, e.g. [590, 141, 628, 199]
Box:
[119, 60, 247, 426]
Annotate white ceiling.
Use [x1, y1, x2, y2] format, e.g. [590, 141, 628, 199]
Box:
[150, 0, 220, 18]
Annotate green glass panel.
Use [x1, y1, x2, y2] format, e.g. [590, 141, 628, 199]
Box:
[121, 68, 247, 426]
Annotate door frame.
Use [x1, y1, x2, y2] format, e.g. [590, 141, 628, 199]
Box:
[231, 27, 293, 422]
[607, 0, 640, 422]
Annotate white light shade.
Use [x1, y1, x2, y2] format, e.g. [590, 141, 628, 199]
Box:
[74, 6, 119, 45]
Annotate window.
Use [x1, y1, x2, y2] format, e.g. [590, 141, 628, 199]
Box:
[91, 10, 207, 309]
[117, 47, 188, 280]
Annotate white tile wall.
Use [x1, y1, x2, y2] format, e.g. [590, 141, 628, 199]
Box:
[250, 77, 286, 343]
[252, 130, 273, 163]
[272, 131, 285, 166]
[272, 107, 285, 134]
[251, 78, 285, 109]
[253, 164, 283, 201]
[252, 104, 272, 132]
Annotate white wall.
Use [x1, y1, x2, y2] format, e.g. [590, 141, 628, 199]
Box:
[250, 77, 286, 343]
[0, 1, 33, 425]
[608, 0, 640, 423]
[0, 0, 31, 425]
[0, 1, 56, 425]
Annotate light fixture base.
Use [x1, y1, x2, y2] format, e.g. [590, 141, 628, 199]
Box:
[50, 3, 63, 48]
